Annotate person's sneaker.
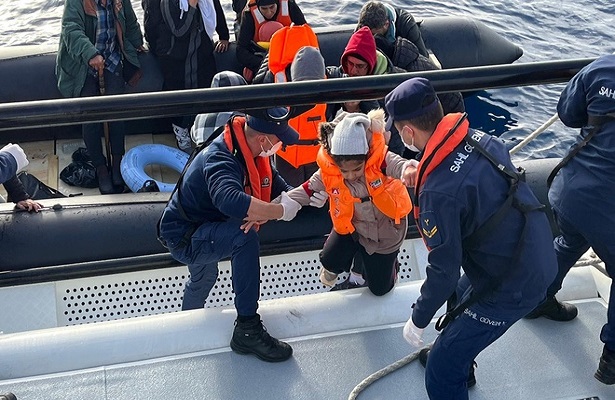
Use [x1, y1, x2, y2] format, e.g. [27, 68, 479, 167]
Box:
[418, 348, 477, 388]
[595, 345, 615, 384]
[0, 393, 17, 400]
[230, 315, 293, 362]
[524, 296, 578, 321]
[319, 267, 338, 287]
[173, 124, 192, 154]
[330, 275, 368, 291]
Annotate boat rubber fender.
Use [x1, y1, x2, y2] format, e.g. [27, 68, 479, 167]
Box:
[121, 144, 188, 192]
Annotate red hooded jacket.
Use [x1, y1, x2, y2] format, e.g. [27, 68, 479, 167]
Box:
[341, 26, 377, 75]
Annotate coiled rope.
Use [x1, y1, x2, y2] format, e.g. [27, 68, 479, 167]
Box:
[509, 112, 560, 155]
[347, 254, 608, 399]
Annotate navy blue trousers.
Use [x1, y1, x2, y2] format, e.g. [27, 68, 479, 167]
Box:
[425, 275, 538, 399]
[548, 211, 615, 349]
[168, 220, 261, 316]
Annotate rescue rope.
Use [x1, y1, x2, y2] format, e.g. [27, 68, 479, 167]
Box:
[347, 346, 426, 400]
[509, 112, 559, 155]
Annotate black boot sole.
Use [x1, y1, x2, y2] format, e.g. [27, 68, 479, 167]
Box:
[595, 370, 615, 385]
[230, 339, 292, 363]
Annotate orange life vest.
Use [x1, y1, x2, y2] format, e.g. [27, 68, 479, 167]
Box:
[413, 113, 469, 222]
[268, 24, 326, 167]
[316, 131, 413, 234]
[224, 116, 273, 202]
[248, 0, 292, 43]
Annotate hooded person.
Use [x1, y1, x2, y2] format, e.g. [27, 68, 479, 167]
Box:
[236, 0, 307, 81]
[158, 106, 303, 363]
[190, 71, 248, 147]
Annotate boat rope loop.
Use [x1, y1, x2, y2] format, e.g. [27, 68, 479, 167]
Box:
[509, 112, 560, 155]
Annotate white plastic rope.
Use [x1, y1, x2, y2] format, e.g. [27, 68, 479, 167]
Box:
[509, 112, 560, 155]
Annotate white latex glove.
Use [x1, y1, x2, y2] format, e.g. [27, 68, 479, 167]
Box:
[309, 190, 328, 208]
[1, 143, 29, 173]
[279, 191, 302, 221]
[403, 317, 425, 348]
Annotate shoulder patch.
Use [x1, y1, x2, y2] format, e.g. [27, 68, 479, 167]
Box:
[419, 211, 442, 247]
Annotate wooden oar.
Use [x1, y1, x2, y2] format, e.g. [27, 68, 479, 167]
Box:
[97, 66, 112, 171]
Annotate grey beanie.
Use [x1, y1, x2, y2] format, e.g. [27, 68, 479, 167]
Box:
[330, 113, 370, 155]
[290, 46, 325, 82]
[212, 71, 248, 88]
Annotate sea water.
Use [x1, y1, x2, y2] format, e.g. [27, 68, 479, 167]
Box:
[0, 0, 613, 161]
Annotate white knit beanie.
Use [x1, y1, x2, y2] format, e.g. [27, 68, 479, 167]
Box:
[330, 113, 370, 155]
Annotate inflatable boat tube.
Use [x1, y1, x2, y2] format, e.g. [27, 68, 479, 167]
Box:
[121, 144, 189, 192]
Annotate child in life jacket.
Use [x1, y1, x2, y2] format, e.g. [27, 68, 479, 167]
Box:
[285, 109, 413, 295]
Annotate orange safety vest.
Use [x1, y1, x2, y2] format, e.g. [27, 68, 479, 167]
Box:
[413, 112, 469, 220]
[316, 131, 413, 234]
[268, 24, 326, 168]
[248, 0, 292, 43]
[224, 116, 273, 202]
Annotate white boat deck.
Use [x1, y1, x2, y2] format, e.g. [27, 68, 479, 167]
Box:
[0, 259, 612, 400]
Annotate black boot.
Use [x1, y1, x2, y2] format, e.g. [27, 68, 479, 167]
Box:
[96, 165, 114, 194]
[595, 345, 615, 384]
[230, 315, 293, 362]
[524, 296, 578, 321]
[111, 155, 124, 188]
[0, 393, 17, 400]
[418, 348, 477, 388]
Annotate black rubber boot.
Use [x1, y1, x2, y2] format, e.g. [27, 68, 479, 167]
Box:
[595, 345, 615, 384]
[0, 392, 17, 400]
[524, 296, 578, 321]
[96, 165, 114, 194]
[418, 348, 477, 388]
[230, 315, 293, 362]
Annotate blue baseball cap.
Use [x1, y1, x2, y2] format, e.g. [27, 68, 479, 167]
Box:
[384, 77, 440, 131]
[246, 107, 299, 145]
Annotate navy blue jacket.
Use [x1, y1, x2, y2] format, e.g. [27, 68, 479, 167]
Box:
[0, 152, 17, 185]
[159, 132, 291, 248]
[412, 129, 557, 328]
[549, 55, 615, 227]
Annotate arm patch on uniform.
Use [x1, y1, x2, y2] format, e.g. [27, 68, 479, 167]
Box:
[419, 211, 442, 247]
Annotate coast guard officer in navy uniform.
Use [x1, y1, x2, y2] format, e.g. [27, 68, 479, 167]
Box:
[385, 77, 557, 399]
[527, 54, 615, 384]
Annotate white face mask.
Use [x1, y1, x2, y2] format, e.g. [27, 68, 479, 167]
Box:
[259, 136, 282, 157]
[402, 127, 420, 153]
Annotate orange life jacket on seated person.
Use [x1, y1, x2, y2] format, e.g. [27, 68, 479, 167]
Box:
[316, 131, 413, 235]
[248, 0, 292, 43]
[268, 24, 326, 168]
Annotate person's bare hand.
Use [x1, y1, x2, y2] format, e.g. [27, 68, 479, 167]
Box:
[240, 220, 267, 233]
[215, 40, 229, 53]
[16, 199, 43, 213]
[401, 159, 419, 187]
[88, 54, 104, 72]
[188, 0, 198, 7]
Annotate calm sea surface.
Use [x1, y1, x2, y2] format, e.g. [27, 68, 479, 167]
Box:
[0, 0, 613, 161]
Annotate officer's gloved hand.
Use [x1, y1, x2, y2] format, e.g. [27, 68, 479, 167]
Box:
[403, 316, 425, 349]
[309, 190, 328, 208]
[279, 191, 302, 221]
[1, 143, 29, 173]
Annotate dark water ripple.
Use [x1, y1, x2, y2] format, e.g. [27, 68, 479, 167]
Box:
[0, 0, 614, 162]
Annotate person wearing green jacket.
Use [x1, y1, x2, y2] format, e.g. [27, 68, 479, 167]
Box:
[56, 0, 144, 194]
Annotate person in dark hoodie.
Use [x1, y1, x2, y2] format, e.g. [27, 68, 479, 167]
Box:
[236, 0, 306, 81]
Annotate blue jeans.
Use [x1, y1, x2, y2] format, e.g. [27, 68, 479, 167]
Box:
[549, 211, 615, 349]
[168, 221, 261, 316]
